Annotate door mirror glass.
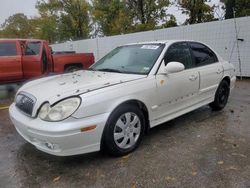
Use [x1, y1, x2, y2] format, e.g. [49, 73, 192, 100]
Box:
[165, 61, 185, 74]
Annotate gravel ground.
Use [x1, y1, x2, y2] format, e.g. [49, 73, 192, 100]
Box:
[0, 80, 249, 188]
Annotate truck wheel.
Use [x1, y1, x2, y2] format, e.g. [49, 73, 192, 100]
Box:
[102, 104, 145, 156]
[209, 80, 230, 111]
[65, 65, 82, 72]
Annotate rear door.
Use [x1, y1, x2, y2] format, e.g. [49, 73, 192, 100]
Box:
[188, 42, 223, 99]
[22, 41, 48, 79]
[0, 41, 23, 82]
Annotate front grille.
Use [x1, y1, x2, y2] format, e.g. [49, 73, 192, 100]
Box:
[15, 92, 36, 116]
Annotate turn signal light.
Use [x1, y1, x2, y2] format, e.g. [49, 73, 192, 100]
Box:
[80, 125, 97, 132]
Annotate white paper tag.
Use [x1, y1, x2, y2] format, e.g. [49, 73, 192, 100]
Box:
[141, 45, 160, 50]
[141, 67, 150, 73]
[143, 67, 150, 70]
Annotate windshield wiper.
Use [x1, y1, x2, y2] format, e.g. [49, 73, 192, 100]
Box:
[97, 68, 123, 73]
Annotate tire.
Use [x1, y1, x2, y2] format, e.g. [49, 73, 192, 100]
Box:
[65, 66, 82, 73]
[209, 80, 230, 111]
[102, 104, 145, 156]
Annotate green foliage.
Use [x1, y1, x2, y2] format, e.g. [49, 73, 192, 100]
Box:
[31, 16, 59, 42]
[0, 13, 34, 38]
[179, 0, 215, 24]
[60, 0, 91, 40]
[221, 0, 250, 19]
[35, 0, 91, 42]
[236, 0, 250, 17]
[125, 0, 170, 31]
[33, 0, 61, 42]
[91, 0, 133, 36]
[221, 0, 234, 19]
[161, 15, 178, 28]
[92, 0, 171, 35]
[3, 0, 249, 41]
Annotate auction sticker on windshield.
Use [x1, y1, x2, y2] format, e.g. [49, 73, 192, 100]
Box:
[141, 45, 160, 50]
[141, 67, 150, 73]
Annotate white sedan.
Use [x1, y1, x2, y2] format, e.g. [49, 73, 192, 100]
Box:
[9, 40, 236, 156]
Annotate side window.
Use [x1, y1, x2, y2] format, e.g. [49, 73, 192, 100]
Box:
[189, 42, 218, 66]
[0, 42, 17, 56]
[25, 42, 41, 55]
[165, 43, 193, 69]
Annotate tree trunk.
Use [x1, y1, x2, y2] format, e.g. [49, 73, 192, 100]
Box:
[138, 0, 145, 24]
[225, 0, 235, 19]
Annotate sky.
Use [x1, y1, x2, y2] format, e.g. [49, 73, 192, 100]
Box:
[0, 0, 38, 25]
[0, 0, 224, 26]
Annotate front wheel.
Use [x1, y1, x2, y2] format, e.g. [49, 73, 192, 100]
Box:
[102, 104, 145, 156]
[209, 80, 230, 111]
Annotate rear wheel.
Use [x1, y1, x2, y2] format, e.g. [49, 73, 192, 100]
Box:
[209, 80, 230, 111]
[102, 104, 145, 156]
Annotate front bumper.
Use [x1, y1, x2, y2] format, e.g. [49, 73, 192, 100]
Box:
[9, 104, 110, 156]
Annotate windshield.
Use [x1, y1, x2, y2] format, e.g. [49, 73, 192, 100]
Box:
[91, 44, 165, 75]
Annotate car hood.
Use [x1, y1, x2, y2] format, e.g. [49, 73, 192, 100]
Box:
[19, 70, 146, 104]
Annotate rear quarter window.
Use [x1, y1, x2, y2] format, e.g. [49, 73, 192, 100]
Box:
[189, 42, 218, 66]
[0, 42, 17, 56]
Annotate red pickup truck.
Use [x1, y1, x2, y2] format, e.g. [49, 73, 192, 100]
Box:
[0, 39, 95, 84]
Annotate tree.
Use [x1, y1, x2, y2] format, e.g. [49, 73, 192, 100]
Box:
[60, 0, 91, 40]
[36, 0, 91, 42]
[125, 0, 170, 31]
[0, 0, 179, 40]
[31, 16, 59, 43]
[236, 0, 250, 17]
[179, 0, 215, 24]
[221, 0, 234, 19]
[161, 15, 177, 28]
[0, 13, 34, 38]
[91, 0, 133, 36]
[221, 0, 250, 19]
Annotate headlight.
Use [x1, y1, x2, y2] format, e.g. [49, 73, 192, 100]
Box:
[38, 97, 81, 122]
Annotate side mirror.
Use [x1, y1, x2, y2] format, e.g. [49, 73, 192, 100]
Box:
[164, 61, 185, 74]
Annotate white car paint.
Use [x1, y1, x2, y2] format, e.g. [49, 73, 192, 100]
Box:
[9, 40, 236, 156]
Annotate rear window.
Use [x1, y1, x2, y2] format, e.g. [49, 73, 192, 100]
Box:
[189, 42, 218, 66]
[25, 42, 41, 55]
[0, 42, 17, 56]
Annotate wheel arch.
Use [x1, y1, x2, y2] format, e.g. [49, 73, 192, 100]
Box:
[117, 99, 150, 131]
[100, 99, 150, 150]
[222, 76, 231, 87]
[64, 63, 83, 71]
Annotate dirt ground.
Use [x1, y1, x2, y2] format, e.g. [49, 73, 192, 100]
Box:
[0, 80, 249, 188]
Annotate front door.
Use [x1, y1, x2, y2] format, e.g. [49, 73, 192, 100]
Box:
[153, 42, 199, 124]
[0, 41, 23, 82]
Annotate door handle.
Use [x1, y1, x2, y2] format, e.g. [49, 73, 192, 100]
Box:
[189, 75, 197, 81]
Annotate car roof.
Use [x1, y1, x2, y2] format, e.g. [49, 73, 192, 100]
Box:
[0, 39, 45, 42]
[126, 40, 196, 45]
